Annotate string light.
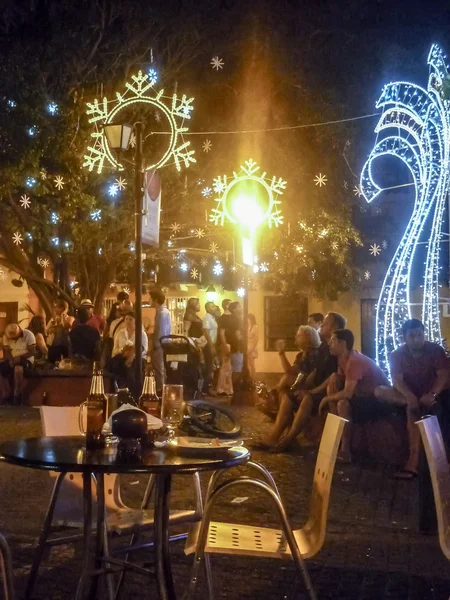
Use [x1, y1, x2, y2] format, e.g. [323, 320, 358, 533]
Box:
[25, 177, 36, 188]
[83, 70, 195, 173]
[360, 44, 450, 377]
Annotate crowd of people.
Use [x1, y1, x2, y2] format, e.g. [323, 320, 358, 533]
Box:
[254, 312, 449, 480]
[0, 291, 259, 404]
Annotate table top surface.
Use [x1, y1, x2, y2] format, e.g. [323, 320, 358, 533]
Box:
[0, 436, 250, 474]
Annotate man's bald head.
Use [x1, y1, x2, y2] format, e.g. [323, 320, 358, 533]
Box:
[5, 324, 20, 340]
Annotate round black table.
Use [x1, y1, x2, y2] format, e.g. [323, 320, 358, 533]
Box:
[0, 436, 250, 600]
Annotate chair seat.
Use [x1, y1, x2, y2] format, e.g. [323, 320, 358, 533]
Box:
[109, 508, 199, 534]
[185, 521, 315, 560]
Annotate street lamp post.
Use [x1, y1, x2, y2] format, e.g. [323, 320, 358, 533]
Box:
[104, 122, 144, 390]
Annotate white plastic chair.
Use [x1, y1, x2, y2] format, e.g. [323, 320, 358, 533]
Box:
[416, 415, 450, 561]
[185, 413, 347, 600]
[25, 406, 203, 599]
[0, 532, 14, 600]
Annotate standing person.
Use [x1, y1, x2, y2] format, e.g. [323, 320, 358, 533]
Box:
[227, 301, 244, 387]
[0, 324, 36, 404]
[69, 308, 101, 361]
[247, 313, 259, 379]
[319, 329, 390, 463]
[307, 313, 324, 330]
[183, 298, 204, 338]
[104, 291, 130, 338]
[46, 300, 74, 363]
[216, 299, 233, 396]
[27, 316, 48, 359]
[375, 319, 449, 479]
[149, 289, 172, 393]
[203, 302, 218, 396]
[77, 299, 105, 334]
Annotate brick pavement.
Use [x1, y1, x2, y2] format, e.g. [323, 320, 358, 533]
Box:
[0, 405, 449, 599]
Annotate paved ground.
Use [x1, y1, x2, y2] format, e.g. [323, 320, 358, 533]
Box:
[0, 403, 449, 599]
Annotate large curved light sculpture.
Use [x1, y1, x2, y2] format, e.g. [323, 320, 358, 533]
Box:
[360, 44, 450, 377]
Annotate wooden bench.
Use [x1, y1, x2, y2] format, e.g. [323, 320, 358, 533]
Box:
[24, 370, 116, 406]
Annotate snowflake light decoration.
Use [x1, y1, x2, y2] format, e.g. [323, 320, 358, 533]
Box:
[122, 286, 130, 294]
[200, 258, 208, 267]
[47, 102, 58, 115]
[170, 222, 181, 234]
[260, 262, 269, 272]
[83, 70, 195, 174]
[369, 243, 381, 257]
[230, 265, 237, 272]
[209, 242, 218, 254]
[115, 177, 127, 191]
[190, 268, 199, 280]
[194, 228, 205, 239]
[382, 240, 388, 250]
[108, 184, 119, 197]
[90, 209, 102, 221]
[148, 67, 158, 86]
[39, 258, 50, 269]
[12, 232, 23, 245]
[237, 287, 245, 298]
[202, 187, 212, 197]
[213, 262, 223, 276]
[0, 269, 7, 281]
[50, 212, 59, 224]
[20, 195, 31, 209]
[54, 175, 65, 190]
[180, 262, 188, 272]
[202, 139, 212, 153]
[26, 177, 36, 188]
[364, 270, 371, 280]
[343, 181, 348, 189]
[210, 159, 285, 228]
[211, 56, 224, 70]
[353, 185, 362, 197]
[314, 173, 327, 187]
[40, 169, 47, 180]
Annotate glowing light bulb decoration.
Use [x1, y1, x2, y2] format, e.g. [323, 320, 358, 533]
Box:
[360, 44, 450, 377]
[83, 70, 196, 174]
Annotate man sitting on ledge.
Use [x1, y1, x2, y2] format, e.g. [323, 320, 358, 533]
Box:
[0, 323, 36, 405]
[319, 328, 389, 463]
[375, 319, 449, 479]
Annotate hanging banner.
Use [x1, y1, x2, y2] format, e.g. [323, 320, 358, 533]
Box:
[142, 170, 161, 246]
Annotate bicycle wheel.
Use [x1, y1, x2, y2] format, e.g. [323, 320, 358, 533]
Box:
[186, 400, 241, 438]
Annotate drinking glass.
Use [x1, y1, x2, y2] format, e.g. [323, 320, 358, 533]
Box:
[161, 385, 184, 439]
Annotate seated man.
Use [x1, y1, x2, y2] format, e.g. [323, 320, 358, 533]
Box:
[69, 308, 101, 361]
[0, 324, 36, 404]
[375, 319, 449, 479]
[254, 312, 346, 451]
[319, 328, 389, 463]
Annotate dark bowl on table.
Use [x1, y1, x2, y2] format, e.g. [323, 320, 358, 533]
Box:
[111, 408, 148, 440]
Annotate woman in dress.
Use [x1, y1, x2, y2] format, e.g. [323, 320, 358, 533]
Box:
[247, 313, 259, 379]
[183, 298, 204, 339]
[46, 300, 74, 363]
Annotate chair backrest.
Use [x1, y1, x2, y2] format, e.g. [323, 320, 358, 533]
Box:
[302, 413, 346, 553]
[417, 416, 450, 561]
[40, 406, 81, 436]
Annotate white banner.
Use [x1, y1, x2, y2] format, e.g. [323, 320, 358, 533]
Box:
[142, 170, 161, 246]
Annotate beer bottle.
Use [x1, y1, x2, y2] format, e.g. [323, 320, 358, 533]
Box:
[139, 364, 160, 418]
[86, 361, 107, 449]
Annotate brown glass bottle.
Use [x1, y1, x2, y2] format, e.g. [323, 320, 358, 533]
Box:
[139, 365, 160, 418]
[86, 361, 107, 449]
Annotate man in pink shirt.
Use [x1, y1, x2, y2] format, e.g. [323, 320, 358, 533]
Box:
[78, 299, 105, 334]
[319, 328, 389, 462]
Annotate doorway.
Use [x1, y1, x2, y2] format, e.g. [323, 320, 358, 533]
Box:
[0, 302, 19, 337]
[360, 299, 377, 360]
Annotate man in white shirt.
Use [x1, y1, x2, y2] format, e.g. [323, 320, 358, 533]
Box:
[149, 289, 172, 393]
[1, 324, 36, 404]
[202, 302, 218, 395]
[109, 300, 134, 341]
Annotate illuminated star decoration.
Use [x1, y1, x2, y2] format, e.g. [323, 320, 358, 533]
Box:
[39, 258, 50, 269]
[20, 195, 31, 209]
[26, 177, 36, 188]
[170, 222, 181, 234]
[230, 264, 237, 272]
[314, 173, 327, 187]
[237, 287, 245, 298]
[0, 269, 7, 281]
[360, 44, 450, 377]
[148, 67, 158, 86]
[50, 212, 59, 224]
[369, 243, 381, 257]
[47, 102, 58, 115]
[90, 209, 102, 221]
[202, 187, 212, 197]
[115, 177, 127, 191]
[343, 181, 348, 189]
[122, 287, 130, 294]
[194, 228, 205, 239]
[382, 240, 388, 250]
[209, 242, 218, 254]
[180, 262, 188, 272]
[190, 268, 199, 280]
[213, 262, 223, 276]
[200, 258, 208, 267]
[83, 70, 195, 174]
[211, 56, 224, 70]
[129, 133, 136, 148]
[260, 262, 269, 272]
[13, 232, 23, 245]
[364, 270, 371, 280]
[202, 139, 212, 153]
[54, 175, 65, 190]
[154, 110, 162, 123]
[108, 184, 119, 197]
[210, 159, 285, 228]
[40, 169, 47, 180]
[353, 185, 362, 197]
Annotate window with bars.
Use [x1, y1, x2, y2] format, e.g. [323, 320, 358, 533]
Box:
[264, 295, 308, 351]
[166, 297, 188, 335]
